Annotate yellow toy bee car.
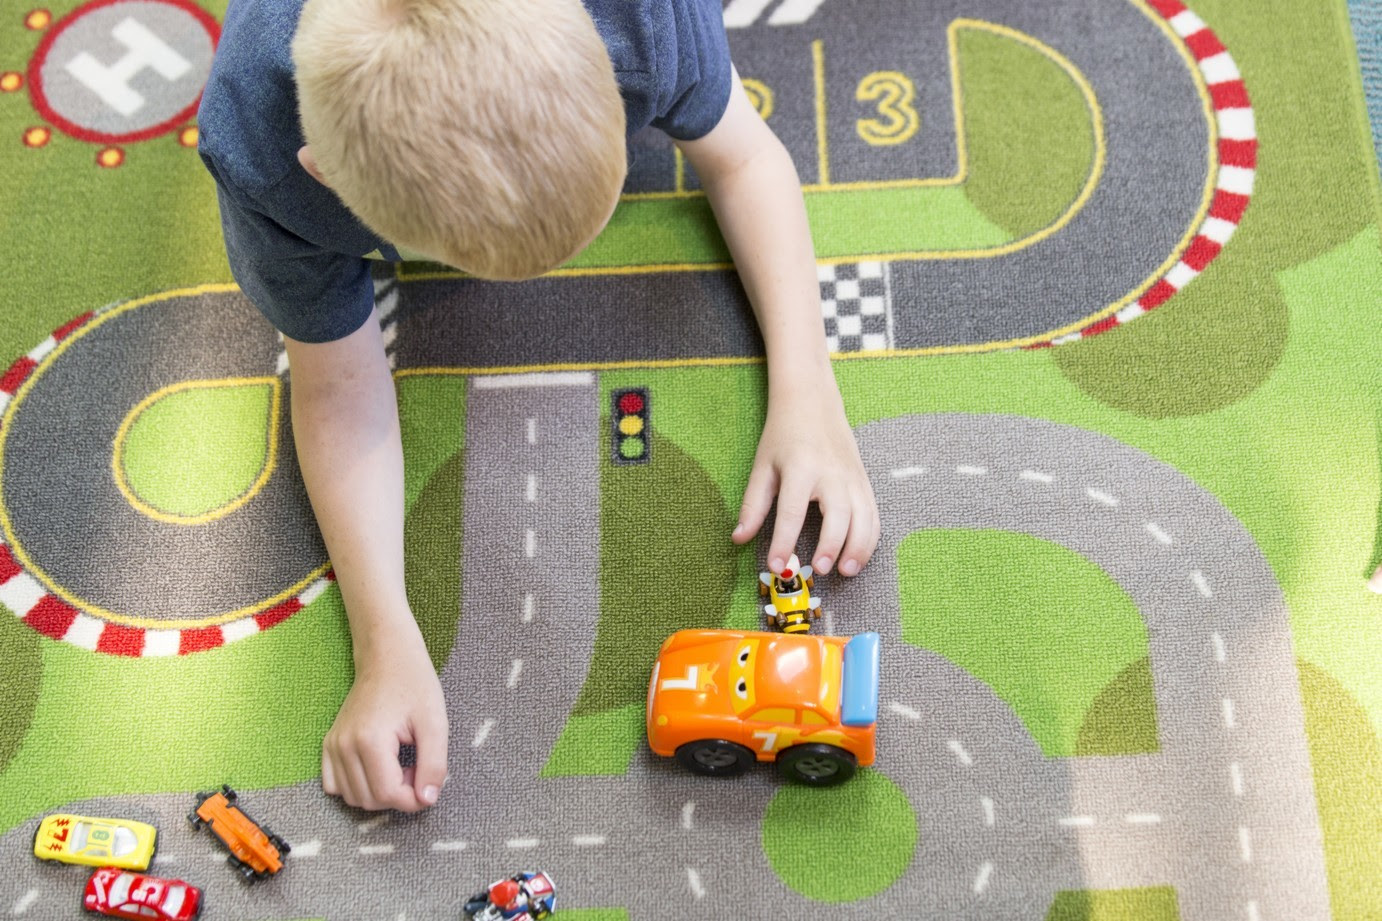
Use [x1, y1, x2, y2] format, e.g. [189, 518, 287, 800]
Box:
[759, 554, 822, 634]
[33, 813, 157, 870]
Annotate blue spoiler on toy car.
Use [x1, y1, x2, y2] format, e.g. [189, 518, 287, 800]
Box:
[840, 632, 880, 727]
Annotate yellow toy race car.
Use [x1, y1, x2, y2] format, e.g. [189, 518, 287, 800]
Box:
[759, 554, 823, 634]
[33, 813, 157, 870]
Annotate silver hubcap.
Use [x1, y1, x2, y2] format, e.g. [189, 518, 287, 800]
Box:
[794, 756, 839, 778]
[695, 747, 738, 768]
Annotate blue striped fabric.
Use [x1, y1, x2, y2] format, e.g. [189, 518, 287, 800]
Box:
[1350, 0, 1382, 167]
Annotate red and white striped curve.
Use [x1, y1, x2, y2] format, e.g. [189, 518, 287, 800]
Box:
[1, 309, 330, 657]
[0, 311, 93, 414]
[1035, 0, 1256, 346]
[0, 535, 334, 656]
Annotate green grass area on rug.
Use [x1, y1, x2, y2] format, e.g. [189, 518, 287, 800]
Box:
[898, 529, 1154, 757]
[762, 769, 918, 902]
[398, 375, 468, 670]
[116, 379, 279, 520]
[1046, 886, 1179, 921]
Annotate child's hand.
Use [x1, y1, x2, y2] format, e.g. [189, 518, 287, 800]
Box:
[321, 634, 448, 812]
[733, 379, 880, 578]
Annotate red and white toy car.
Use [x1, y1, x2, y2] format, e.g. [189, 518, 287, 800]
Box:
[83, 867, 201, 920]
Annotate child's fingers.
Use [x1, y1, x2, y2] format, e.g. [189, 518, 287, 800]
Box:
[838, 492, 881, 576]
[338, 747, 373, 810]
[410, 711, 449, 808]
[768, 479, 812, 572]
[734, 461, 778, 544]
[320, 748, 340, 798]
[811, 488, 851, 575]
[360, 736, 419, 812]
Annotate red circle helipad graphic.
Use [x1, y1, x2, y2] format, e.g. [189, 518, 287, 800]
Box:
[26, 0, 218, 144]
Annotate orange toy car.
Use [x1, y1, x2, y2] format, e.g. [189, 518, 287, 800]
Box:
[189, 786, 289, 881]
[647, 629, 880, 786]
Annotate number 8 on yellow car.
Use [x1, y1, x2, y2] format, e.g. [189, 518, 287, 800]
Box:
[33, 813, 157, 870]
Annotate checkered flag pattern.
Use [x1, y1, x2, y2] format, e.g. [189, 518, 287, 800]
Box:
[818, 261, 889, 353]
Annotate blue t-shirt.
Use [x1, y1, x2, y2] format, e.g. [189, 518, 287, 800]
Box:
[198, 0, 733, 343]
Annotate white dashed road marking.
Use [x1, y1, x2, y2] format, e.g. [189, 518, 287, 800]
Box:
[1059, 816, 1096, 827]
[526, 418, 536, 444]
[522, 593, 534, 623]
[973, 862, 993, 895]
[357, 815, 388, 833]
[1211, 632, 1226, 663]
[1222, 698, 1237, 730]
[524, 529, 535, 558]
[1229, 762, 1245, 797]
[889, 701, 921, 720]
[290, 840, 321, 858]
[1145, 522, 1173, 545]
[359, 844, 395, 856]
[1086, 488, 1119, 506]
[526, 475, 537, 502]
[1191, 571, 1213, 597]
[1125, 813, 1162, 825]
[507, 659, 524, 688]
[572, 835, 606, 847]
[11, 889, 38, 915]
[431, 840, 467, 852]
[1238, 827, 1253, 863]
[956, 465, 988, 476]
[980, 797, 995, 826]
[890, 466, 926, 478]
[947, 739, 973, 766]
[1019, 469, 1053, 483]
[687, 868, 706, 899]
[473, 719, 495, 747]
[682, 802, 696, 831]
[506, 838, 539, 849]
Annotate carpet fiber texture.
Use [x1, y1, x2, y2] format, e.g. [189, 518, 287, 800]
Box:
[1, 0, 1380, 919]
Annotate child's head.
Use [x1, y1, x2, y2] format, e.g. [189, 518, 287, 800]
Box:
[293, 0, 626, 279]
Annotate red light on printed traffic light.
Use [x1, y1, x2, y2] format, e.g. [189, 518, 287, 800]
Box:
[612, 387, 650, 465]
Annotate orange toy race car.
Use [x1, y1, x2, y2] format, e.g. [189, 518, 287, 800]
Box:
[189, 786, 289, 881]
[647, 629, 880, 786]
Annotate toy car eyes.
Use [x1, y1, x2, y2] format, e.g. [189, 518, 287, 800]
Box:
[735, 678, 748, 699]
[737, 646, 751, 665]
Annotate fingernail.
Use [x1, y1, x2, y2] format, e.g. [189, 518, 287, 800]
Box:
[733, 522, 744, 536]
[816, 557, 832, 574]
[841, 559, 859, 576]
[422, 785, 438, 804]
[769, 557, 784, 572]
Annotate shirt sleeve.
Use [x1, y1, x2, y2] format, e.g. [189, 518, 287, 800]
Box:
[650, 0, 734, 140]
[209, 177, 377, 344]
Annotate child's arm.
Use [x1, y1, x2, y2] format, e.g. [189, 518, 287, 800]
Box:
[676, 71, 880, 578]
[283, 314, 449, 812]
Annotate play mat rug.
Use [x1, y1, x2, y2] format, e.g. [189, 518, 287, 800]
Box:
[1, 0, 1380, 918]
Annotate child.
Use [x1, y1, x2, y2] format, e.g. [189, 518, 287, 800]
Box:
[197, 0, 880, 812]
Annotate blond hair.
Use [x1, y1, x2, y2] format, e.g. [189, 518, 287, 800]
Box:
[292, 0, 626, 279]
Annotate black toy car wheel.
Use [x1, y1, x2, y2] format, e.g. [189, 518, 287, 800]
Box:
[777, 743, 857, 786]
[187, 811, 205, 830]
[675, 739, 756, 777]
